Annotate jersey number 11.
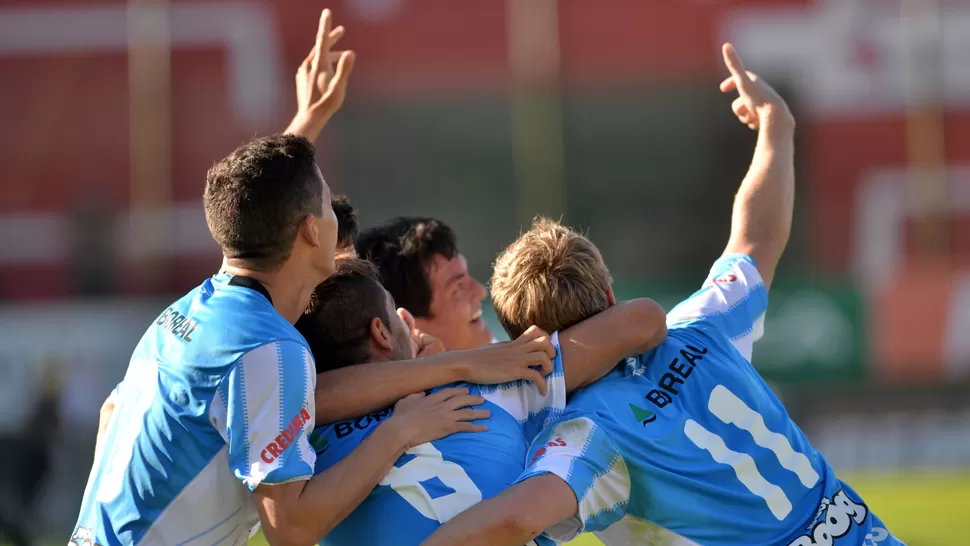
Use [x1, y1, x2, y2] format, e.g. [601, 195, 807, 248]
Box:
[684, 385, 820, 521]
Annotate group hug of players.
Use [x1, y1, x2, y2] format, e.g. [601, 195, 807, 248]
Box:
[72, 8, 903, 546]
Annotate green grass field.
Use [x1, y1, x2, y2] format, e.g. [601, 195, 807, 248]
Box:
[244, 470, 965, 546]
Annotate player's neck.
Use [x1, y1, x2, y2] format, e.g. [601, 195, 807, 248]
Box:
[221, 258, 319, 324]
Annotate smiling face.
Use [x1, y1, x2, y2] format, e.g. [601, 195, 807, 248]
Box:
[413, 253, 492, 351]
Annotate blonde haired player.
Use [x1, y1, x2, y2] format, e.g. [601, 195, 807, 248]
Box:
[422, 44, 903, 546]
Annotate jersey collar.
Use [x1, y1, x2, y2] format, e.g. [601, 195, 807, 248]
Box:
[227, 275, 273, 305]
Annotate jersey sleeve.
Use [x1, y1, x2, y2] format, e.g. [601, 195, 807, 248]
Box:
[475, 331, 566, 441]
[107, 381, 123, 403]
[514, 416, 630, 542]
[666, 253, 769, 361]
[218, 340, 317, 491]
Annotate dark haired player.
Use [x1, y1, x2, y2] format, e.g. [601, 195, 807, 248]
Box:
[356, 218, 493, 351]
[73, 11, 557, 546]
[294, 257, 667, 545]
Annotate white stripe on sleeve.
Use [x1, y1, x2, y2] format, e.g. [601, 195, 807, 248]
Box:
[240, 342, 285, 488]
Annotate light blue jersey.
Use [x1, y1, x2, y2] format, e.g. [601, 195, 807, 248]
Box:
[309, 333, 567, 546]
[519, 255, 903, 546]
[72, 275, 317, 546]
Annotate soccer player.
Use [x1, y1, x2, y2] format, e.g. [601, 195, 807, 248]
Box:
[422, 44, 904, 546]
[280, 22, 492, 353]
[72, 11, 560, 546]
[90, 195, 358, 457]
[90, 9, 545, 454]
[293, 257, 668, 545]
[279, 11, 494, 353]
[356, 218, 495, 351]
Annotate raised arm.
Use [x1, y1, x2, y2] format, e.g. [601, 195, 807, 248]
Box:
[284, 9, 356, 142]
[314, 328, 556, 425]
[719, 43, 796, 290]
[558, 298, 667, 391]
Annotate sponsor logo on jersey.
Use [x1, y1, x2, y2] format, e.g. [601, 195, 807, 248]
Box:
[645, 344, 708, 410]
[310, 433, 330, 456]
[70, 527, 101, 546]
[155, 306, 199, 342]
[629, 403, 656, 426]
[787, 489, 868, 546]
[704, 271, 738, 288]
[530, 437, 567, 465]
[862, 528, 892, 546]
[626, 356, 647, 377]
[334, 407, 393, 439]
[260, 406, 312, 463]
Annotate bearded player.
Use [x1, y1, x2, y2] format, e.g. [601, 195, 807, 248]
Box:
[422, 44, 904, 546]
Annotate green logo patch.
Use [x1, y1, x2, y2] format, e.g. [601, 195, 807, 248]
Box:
[629, 403, 657, 426]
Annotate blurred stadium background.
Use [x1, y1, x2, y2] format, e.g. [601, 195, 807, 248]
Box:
[0, 0, 967, 544]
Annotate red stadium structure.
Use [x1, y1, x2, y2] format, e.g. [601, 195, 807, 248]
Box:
[1, 0, 969, 377]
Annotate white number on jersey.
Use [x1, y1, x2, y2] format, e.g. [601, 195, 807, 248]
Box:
[380, 443, 483, 523]
[684, 385, 819, 520]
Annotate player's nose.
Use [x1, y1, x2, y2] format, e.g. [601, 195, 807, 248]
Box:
[469, 277, 487, 301]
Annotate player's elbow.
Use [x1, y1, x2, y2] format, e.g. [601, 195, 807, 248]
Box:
[494, 507, 546, 542]
[576, 298, 667, 389]
[628, 298, 667, 353]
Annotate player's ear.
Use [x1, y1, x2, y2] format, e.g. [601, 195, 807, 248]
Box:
[370, 317, 394, 351]
[298, 215, 320, 247]
[607, 285, 616, 307]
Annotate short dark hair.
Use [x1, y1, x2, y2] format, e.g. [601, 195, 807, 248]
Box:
[331, 194, 358, 250]
[356, 217, 458, 317]
[203, 134, 323, 271]
[296, 258, 394, 374]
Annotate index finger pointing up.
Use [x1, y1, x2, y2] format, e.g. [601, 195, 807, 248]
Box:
[722, 43, 753, 90]
[310, 9, 333, 77]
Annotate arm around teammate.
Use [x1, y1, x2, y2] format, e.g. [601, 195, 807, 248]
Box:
[421, 43, 797, 546]
[253, 384, 488, 546]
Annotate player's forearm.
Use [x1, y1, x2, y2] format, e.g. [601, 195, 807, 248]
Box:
[314, 355, 463, 425]
[423, 476, 574, 546]
[298, 423, 407, 534]
[284, 113, 327, 143]
[725, 113, 795, 286]
[560, 298, 668, 391]
[421, 500, 542, 546]
[422, 519, 537, 546]
[737, 115, 796, 237]
[263, 423, 408, 546]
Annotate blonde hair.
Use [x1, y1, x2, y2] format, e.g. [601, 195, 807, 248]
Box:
[490, 218, 612, 339]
